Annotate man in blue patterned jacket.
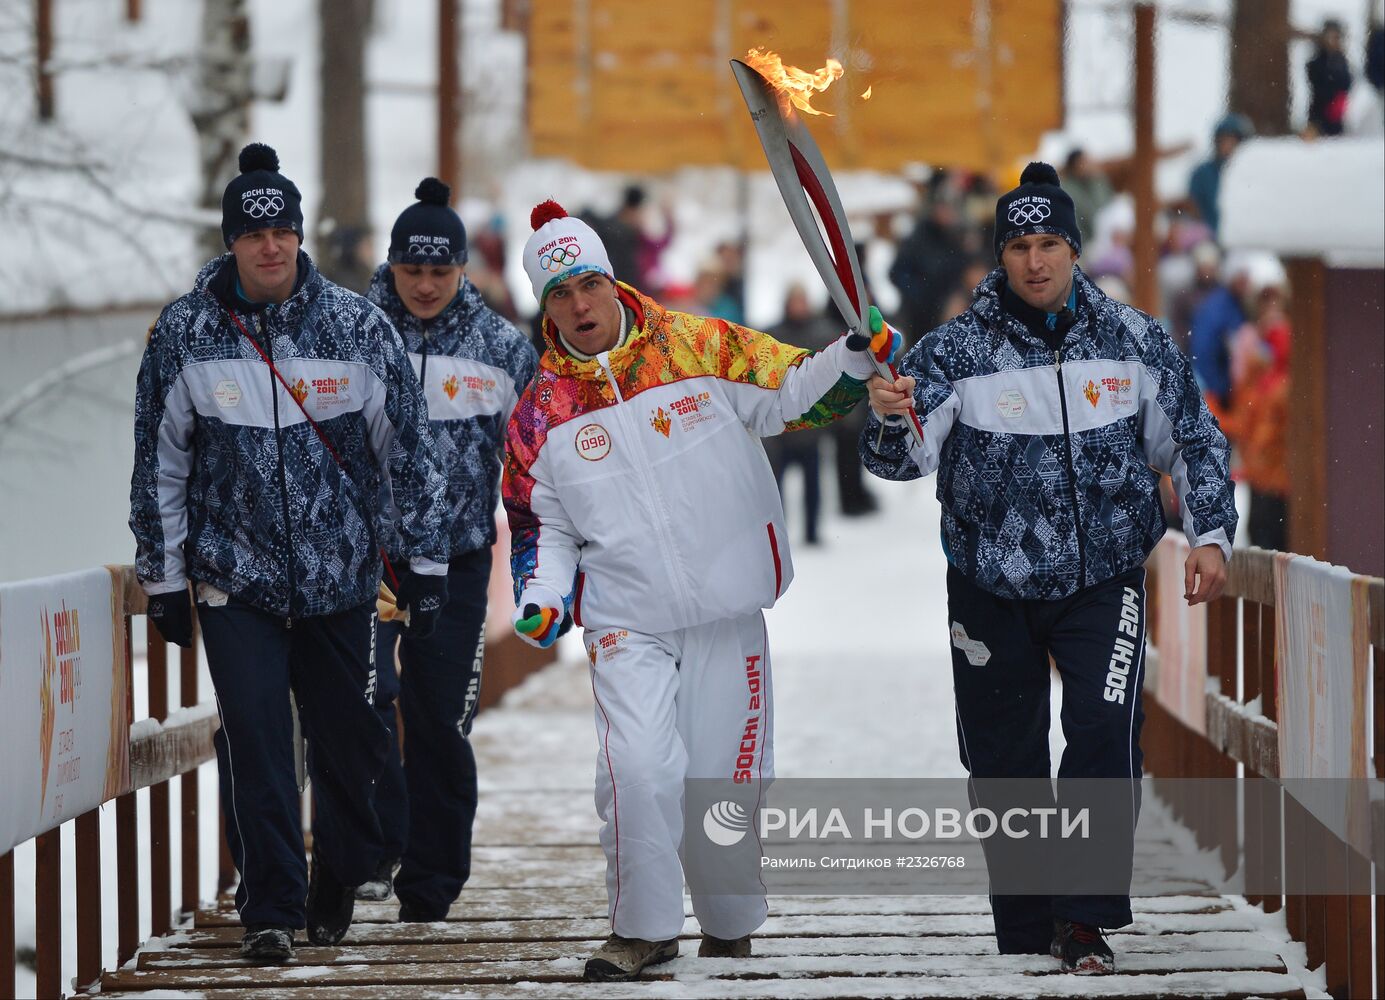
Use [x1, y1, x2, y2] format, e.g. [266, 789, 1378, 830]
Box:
[862, 163, 1236, 975]
[129, 145, 450, 962]
[353, 178, 538, 921]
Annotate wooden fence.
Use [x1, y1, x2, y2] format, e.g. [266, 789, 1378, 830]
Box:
[0, 561, 549, 999]
[1144, 544, 1384, 1000]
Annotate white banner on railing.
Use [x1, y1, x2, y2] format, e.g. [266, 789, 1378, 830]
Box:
[1153, 535, 1208, 734]
[0, 566, 130, 854]
[1273, 552, 1372, 855]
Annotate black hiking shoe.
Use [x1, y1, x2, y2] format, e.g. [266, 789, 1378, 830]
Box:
[306, 857, 355, 946]
[240, 924, 294, 963]
[1051, 918, 1115, 974]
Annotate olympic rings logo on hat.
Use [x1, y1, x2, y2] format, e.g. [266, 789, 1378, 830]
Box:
[1007, 202, 1051, 225]
[242, 194, 286, 219]
[408, 242, 452, 258]
[540, 245, 581, 271]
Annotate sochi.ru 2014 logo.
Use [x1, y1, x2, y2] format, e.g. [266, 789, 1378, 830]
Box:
[703, 800, 751, 846]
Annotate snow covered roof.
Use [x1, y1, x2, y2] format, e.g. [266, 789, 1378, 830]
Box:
[1219, 137, 1385, 267]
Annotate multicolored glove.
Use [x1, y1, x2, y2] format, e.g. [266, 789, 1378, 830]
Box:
[512, 585, 570, 649]
[867, 306, 904, 366]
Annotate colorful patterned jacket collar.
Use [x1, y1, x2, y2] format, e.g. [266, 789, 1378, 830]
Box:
[539, 282, 651, 381]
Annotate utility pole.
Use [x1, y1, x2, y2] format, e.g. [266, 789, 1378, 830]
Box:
[318, 0, 373, 290]
[1132, 3, 1158, 316]
[1229, 0, 1291, 134]
[438, 0, 461, 197]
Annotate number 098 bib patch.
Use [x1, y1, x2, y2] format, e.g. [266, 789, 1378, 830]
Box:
[575, 423, 611, 461]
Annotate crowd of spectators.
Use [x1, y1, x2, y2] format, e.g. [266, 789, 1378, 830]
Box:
[455, 16, 1383, 549]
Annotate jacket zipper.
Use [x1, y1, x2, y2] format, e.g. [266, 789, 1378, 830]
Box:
[597, 355, 696, 616]
[261, 312, 297, 627]
[419, 324, 430, 388]
[1054, 346, 1086, 588]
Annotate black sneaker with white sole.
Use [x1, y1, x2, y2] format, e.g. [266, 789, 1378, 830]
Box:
[240, 924, 294, 963]
[306, 857, 355, 946]
[1051, 918, 1115, 974]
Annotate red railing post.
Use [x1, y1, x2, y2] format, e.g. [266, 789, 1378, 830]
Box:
[34, 828, 60, 999]
[1375, 644, 1384, 996]
[1260, 605, 1282, 914]
[180, 626, 200, 917]
[75, 809, 102, 990]
[147, 618, 172, 937]
[1, 850, 13, 1000]
[117, 610, 140, 965]
[116, 791, 139, 965]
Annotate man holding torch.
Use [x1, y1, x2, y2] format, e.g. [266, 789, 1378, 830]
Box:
[861, 162, 1236, 974]
[503, 199, 900, 981]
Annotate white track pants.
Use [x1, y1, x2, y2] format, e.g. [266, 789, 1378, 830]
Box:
[585, 611, 774, 941]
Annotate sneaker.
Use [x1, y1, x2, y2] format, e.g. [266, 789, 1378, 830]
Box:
[306, 857, 355, 946]
[240, 924, 293, 964]
[698, 933, 751, 958]
[1051, 919, 1115, 974]
[583, 934, 679, 982]
[398, 898, 448, 923]
[354, 858, 398, 902]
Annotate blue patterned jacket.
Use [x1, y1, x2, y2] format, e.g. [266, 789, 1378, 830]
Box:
[130, 252, 449, 618]
[861, 267, 1237, 601]
[367, 266, 538, 561]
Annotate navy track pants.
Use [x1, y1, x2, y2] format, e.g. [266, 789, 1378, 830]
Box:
[946, 564, 1147, 953]
[199, 597, 388, 930]
[371, 548, 489, 918]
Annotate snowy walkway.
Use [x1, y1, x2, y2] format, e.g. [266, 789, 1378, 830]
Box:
[90, 479, 1318, 998]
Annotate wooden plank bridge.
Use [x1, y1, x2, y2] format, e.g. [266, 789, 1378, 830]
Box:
[82, 653, 1317, 999]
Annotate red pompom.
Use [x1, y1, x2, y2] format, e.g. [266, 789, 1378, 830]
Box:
[530, 199, 568, 230]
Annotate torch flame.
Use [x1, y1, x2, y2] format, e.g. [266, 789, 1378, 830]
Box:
[744, 47, 844, 117]
[861, 85, 873, 100]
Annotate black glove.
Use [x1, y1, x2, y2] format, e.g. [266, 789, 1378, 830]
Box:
[396, 571, 449, 639]
[147, 587, 194, 648]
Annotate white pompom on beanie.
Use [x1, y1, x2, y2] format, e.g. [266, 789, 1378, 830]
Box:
[522, 200, 614, 309]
